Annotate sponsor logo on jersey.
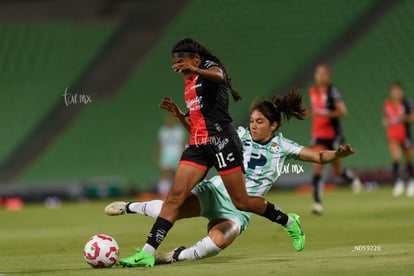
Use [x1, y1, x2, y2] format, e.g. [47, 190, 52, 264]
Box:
[186, 95, 203, 111]
[247, 153, 267, 170]
[270, 142, 280, 153]
[185, 83, 202, 94]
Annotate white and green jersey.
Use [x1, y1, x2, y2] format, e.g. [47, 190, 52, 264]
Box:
[204, 127, 303, 196]
[192, 127, 304, 232]
[237, 127, 303, 196]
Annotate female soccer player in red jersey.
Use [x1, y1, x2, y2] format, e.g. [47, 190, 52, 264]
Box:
[383, 82, 414, 197]
[106, 91, 356, 264]
[119, 39, 304, 267]
[309, 64, 362, 214]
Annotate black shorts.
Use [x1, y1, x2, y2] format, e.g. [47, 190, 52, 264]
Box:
[311, 136, 344, 151]
[180, 132, 244, 175]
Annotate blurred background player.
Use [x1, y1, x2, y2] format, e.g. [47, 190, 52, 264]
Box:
[309, 64, 362, 214]
[156, 116, 186, 197]
[383, 82, 414, 197]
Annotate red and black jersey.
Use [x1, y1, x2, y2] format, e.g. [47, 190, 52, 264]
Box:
[309, 84, 343, 139]
[184, 59, 233, 145]
[384, 98, 413, 143]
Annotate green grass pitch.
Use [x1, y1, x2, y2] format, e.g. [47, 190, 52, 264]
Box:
[1, 186, 413, 275]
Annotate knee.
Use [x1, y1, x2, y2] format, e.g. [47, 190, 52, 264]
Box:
[208, 223, 239, 250]
[165, 187, 186, 208]
[211, 235, 229, 249]
[208, 230, 235, 250]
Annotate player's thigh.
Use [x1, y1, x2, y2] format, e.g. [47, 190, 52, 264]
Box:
[177, 193, 201, 220]
[388, 142, 401, 161]
[207, 219, 240, 249]
[166, 164, 205, 204]
[220, 171, 249, 203]
[221, 172, 267, 213]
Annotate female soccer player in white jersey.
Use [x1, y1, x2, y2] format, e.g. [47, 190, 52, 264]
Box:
[106, 90, 356, 264]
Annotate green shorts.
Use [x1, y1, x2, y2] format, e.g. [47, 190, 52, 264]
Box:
[191, 176, 251, 233]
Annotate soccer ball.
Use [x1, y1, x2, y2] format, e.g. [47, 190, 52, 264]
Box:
[83, 234, 119, 268]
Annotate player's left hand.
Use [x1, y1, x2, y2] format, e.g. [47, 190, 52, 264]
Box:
[172, 62, 198, 74]
[335, 144, 356, 158]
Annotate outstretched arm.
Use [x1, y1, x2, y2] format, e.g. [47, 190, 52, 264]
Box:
[297, 144, 356, 164]
[172, 61, 224, 83]
[159, 97, 191, 133]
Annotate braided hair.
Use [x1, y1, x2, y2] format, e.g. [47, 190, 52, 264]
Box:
[172, 38, 242, 102]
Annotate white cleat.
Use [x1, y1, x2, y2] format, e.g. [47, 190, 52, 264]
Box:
[311, 202, 323, 215]
[155, 246, 186, 265]
[406, 179, 414, 198]
[392, 179, 405, 197]
[351, 177, 363, 194]
[105, 201, 128, 216]
[155, 251, 175, 265]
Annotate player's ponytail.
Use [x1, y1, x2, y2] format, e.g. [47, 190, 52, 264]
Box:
[250, 89, 306, 130]
[172, 38, 242, 102]
[272, 89, 306, 123]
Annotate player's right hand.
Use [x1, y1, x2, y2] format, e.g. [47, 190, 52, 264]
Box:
[335, 144, 356, 158]
[159, 97, 181, 117]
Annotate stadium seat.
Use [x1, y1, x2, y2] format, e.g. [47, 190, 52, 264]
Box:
[0, 22, 113, 169]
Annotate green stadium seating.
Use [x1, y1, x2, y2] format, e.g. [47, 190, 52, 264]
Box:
[0, 22, 114, 164]
[18, 0, 379, 189]
[328, 0, 414, 168]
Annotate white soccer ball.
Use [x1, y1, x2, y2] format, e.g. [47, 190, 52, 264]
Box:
[83, 234, 119, 268]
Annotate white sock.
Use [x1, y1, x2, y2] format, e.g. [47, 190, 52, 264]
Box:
[178, 236, 221, 261]
[128, 200, 163, 219]
[142, 243, 156, 254]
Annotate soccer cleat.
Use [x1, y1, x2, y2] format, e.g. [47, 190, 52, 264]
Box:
[105, 201, 128, 216]
[119, 248, 155, 267]
[311, 202, 323, 215]
[392, 179, 405, 197]
[284, 213, 305, 251]
[406, 179, 414, 198]
[155, 246, 186, 264]
[351, 177, 363, 194]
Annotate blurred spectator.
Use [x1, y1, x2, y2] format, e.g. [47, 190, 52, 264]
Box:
[156, 116, 186, 197]
[383, 82, 414, 197]
[309, 64, 362, 215]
